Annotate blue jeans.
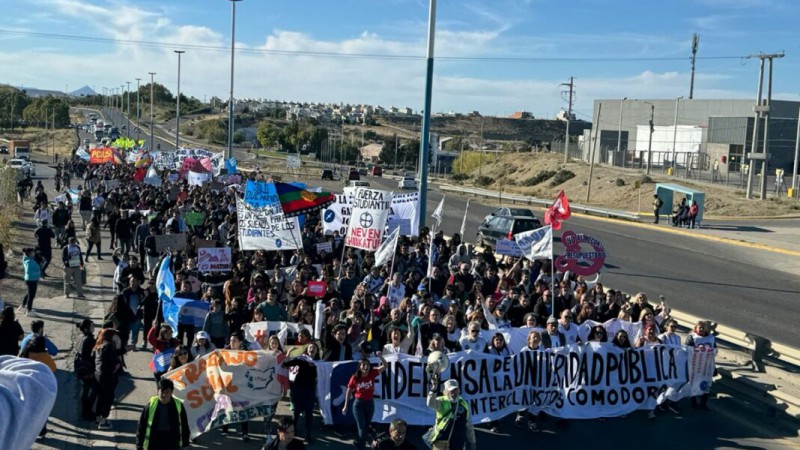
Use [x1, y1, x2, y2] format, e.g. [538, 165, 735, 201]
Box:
[130, 316, 142, 345]
[352, 398, 374, 450]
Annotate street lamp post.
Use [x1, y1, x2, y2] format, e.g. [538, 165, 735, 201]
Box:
[417, 0, 437, 229]
[148, 72, 156, 151]
[645, 102, 655, 175]
[135, 78, 141, 122]
[617, 97, 626, 168]
[227, 0, 242, 161]
[671, 96, 683, 172]
[126, 81, 131, 117]
[174, 50, 185, 150]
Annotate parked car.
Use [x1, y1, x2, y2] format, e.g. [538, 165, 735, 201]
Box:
[370, 165, 383, 177]
[485, 207, 537, 221]
[398, 177, 417, 190]
[476, 215, 542, 249]
[6, 158, 35, 176]
[321, 169, 335, 180]
[347, 180, 371, 188]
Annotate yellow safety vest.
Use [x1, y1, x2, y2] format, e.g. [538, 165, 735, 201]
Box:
[431, 396, 470, 443]
[143, 396, 184, 450]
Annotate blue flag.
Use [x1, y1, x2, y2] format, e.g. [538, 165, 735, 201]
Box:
[162, 296, 210, 334]
[225, 158, 238, 174]
[150, 348, 175, 373]
[244, 180, 279, 209]
[156, 256, 175, 303]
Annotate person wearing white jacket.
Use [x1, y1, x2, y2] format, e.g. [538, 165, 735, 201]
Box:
[0, 355, 58, 450]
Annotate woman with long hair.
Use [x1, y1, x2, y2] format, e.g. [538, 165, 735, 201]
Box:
[167, 344, 194, 372]
[93, 328, 120, 429]
[282, 342, 320, 444]
[74, 319, 97, 421]
[342, 352, 388, 450]
[190, 331, 216, 359]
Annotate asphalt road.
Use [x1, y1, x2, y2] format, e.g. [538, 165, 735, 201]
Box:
[74, 108, 800, 346]
[36, 122, 800, 450]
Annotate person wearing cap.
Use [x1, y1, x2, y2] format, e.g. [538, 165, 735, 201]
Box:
[426, 379, 476, 450]
[190, 331, 215, 359]
[543, 316, 566, 349]
[135, 378, 190, 450]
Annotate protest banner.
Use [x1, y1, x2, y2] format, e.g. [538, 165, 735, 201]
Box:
[237, 198, 302, 251]
[154, 233, 187, 252]
[163, 350, 283, 437]
[89, 147, 114, 164]
[323, 191, 419, 237]
[103, 179, 120, 191]
[307, 281, 327, 297]
[287, 155, 302, 169]
[185, 211, 206, 227]
[344, 188, 392, 251]
[244, 180, 279, 209]
[555, 230, 606, 276]
[315, 241, 333, 254]
[188, 170, 210, 186]
[316, 344, 693, 426]
[496, 239, 523, 257]
[197, 247, 232, 272]
[209, 181, 225, 192]
[243, 321, 315, 348]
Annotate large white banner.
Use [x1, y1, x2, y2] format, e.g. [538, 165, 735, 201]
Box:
[323, 191, 418, 237]
[237, 198, 302, 251]
[243, 321, 314, 348]
[316, 344, 701, 426]
[344, 188, 392, 251]
[163, 350, 285, 438]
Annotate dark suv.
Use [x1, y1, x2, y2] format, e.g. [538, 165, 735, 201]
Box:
[321, 169, 334, 180]
[347, 168, 360, 182]
[476, 215, 542, 249]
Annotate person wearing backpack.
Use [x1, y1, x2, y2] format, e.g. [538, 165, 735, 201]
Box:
[74, 319, 97, 421]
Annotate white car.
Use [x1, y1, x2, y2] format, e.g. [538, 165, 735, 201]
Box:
[347, 180, 371, 188]
[398, 177, 417, 190]
[7, 159, 35, 176]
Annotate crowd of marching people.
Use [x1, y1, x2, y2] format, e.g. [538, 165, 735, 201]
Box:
[0, 151, 717, 450]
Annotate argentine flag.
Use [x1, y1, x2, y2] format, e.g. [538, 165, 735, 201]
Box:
[156, 255, 175, 303]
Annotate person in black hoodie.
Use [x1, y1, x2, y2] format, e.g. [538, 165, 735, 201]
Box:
[115, 210, 134, 256]
[282, 343, 319, 443]
[93, 328, 120, 429]
[74, 319, 97, 420]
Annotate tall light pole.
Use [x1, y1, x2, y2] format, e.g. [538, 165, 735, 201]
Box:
[174, 50, 185, 150]
[417, 0, 437, 229]
[126, 81, 131, 116]
[135, 78, 141, 122]
[671, 96, 683, 172]
[149, 72, 156, 150]
[227, 0, 242, 160]
[644, 102, 655, 175]
[793, 107, 800, 198]
[617, 97, 626, 167]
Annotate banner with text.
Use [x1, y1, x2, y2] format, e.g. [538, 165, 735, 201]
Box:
[243, 321, 315, 348]
[323, 191, 418, 237]
[343, 188, 392, 251]
[237, 198, 302, 251]
[197, 247, 232, 272]
[163, 350, 283, 438]
[316, 344, 694, 425]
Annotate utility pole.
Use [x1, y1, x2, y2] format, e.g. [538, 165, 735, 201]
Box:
[617, 97, 626, 168]
[671, 96, 683, 172]
[792, 107, 799, 198]
[645, 102, 655, 175]
[126, 81, 131, 116]
[745, 52, 784, 199]
[148, 72, 156, 151]
[586, 103, 602, 203]
[417, 0, 438, 229]
[760, 56, 776, 200]
[227, 0, 242, 161]
[135, 78, 141, 121]
[561, 76, 575, 163]
[689, 33, 699, 99]
[394, 134, 399, 168]
[174, 50, 185, 150]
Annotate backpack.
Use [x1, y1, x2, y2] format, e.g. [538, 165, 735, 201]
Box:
[74, 337, 95, 379]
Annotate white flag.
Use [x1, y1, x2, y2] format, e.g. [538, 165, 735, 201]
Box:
[529, 225, 553, 260]
[374, 228, 399, 268]
[431, 196, 444, 228]
[459, 199, 470, 237]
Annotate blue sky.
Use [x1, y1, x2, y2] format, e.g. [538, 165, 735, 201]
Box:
[1, 0, 799, 119]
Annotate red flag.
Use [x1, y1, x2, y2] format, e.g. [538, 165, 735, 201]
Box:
[545, 190, 572, 230]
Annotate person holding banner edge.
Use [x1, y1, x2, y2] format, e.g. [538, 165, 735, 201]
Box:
[342, 351, 388, 450]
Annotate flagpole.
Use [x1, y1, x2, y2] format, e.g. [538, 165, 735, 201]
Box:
[550, 227, 556, 305]
[337, 243, 348, 278]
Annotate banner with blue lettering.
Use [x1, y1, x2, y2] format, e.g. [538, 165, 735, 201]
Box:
[236, 198, 302, 251]
[316, 345, 697, 425]
[244, 180, 279, 209]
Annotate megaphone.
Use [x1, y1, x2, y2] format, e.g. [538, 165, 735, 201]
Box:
[426, 351, 450, 376]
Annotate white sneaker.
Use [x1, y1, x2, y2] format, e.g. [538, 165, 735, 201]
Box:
[17, 304, 25, 311]
[26, 310, 36, 317]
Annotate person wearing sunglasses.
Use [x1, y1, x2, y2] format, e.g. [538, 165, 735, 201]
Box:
[458, 321, 487, 352]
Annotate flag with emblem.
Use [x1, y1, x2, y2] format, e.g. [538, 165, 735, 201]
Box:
[274, 182, 335, 217]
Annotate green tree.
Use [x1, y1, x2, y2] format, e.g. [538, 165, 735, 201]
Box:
[256, 121, 280, 149]
[306, 126, 329, 152]
[233, 130, 246, 144]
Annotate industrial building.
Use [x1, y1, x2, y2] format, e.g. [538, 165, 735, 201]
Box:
[582, 98, 800, 176]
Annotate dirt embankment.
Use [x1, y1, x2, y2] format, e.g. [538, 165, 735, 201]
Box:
[458, 152, 800, 217]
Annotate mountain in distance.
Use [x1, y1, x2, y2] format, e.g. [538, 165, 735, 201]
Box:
[71, 86, 97, 97]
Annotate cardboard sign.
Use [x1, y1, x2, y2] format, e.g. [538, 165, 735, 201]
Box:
[315, 241, 333, 254]
[554, 231, 606, 276]
[197, 247, 232, 272]
[154, 233, 187, 252]
[496, 239, 523, 257]
[344, 188, 392, 251]
[184, 211, 205, 227]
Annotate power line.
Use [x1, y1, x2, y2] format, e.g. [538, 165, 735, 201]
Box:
[0, 28, 755, 63]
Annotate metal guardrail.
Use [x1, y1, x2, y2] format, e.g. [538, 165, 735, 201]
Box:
[439, 184, 641, 222]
